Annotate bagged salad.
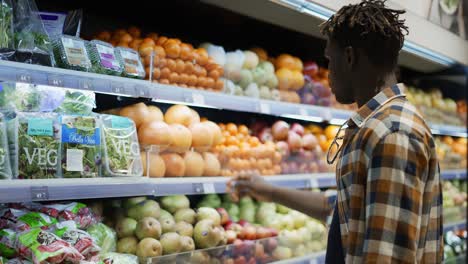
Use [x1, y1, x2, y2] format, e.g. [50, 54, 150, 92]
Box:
[87, 40, 123, 76]
[53, 35, 91, 71]
[0, 112, 12, 179]
[13, 112, 60, 179]
[0, 208, 57, 231]
[37, 86, 96, 115]
[86, 223, 116, 254]
[115, 47, 145, 79]
[0, 0, 14, 61]
[100, 115, 142, 177]
[61, 115, 101, 178]
[0, 229, 17, 258]
[0, 83, 41, 112]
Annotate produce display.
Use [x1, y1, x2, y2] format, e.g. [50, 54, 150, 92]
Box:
[443, 180, 467, 224]
[406, 87, 466, 126]
[444, 228, 467, 264]
[435, 136, 467, 170]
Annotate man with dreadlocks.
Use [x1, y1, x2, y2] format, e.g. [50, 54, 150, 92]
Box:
[228, 0, 443, 263]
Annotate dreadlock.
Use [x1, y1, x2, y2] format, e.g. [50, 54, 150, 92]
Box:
[320, 0, 409, 70]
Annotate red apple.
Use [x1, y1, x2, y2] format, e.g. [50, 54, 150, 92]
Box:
[272, 121, 289, 141]
[241, 225, 257, 240]
[225, 222, 243, 235]
[288, 131, 302, 152]
[290, 123, 304, 136]
[258, 128, 273, 143]
[237, 220, 249, 227]
[303, 61, 318, 77]
[250, 121, 268, 135]
[302, 134, 318, 150]
[226, 230, 237, 244]
[268, 228, 278, 237]
[217, 208, 230, 225]
[223, 220, 233, 229]
[276, 141, 290, 157]
[256, 227, 271, 239]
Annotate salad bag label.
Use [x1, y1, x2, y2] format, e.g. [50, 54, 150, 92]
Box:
[101, 115, 142, 177]
[61, 115, 101, 178]
[16, 112, 60, 179]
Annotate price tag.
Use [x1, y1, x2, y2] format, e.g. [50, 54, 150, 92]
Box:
[203, 183, 216, 194]
[321, 109, 333, 121]
[135, 85, 149, 98]
[79, 79, 93, 90]
[111, 83, 124, 94]
[259, 102, 271, 114]
[192, 93, 205, 105]
[309, 178, 319, 189]
[30, 186, 49, 201]
[47, 75, 63, 87]
[192, 183, 204, 194]
[17, 73, 32, 83]
[299, 108, 308, 116]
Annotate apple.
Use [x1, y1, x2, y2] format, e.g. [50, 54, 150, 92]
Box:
[242, 240, 255, 257]
[122, 197, 147, 209]
[135, 217, 162, 240]
[136, 238, 162, 258]
[127, 200, 161, 220]
[293, 244, 307, 257]
[160, 232, 182, 255]
[158, 209, 173, 221]
[297, 227, 312, 243]
[222, 258, 234, 264]
[174, 221, 193, 237]
[174, 208, 196, 224]
[276, 204, 290, 214]
[290, 210, 308, 229]
[116, 236, 138, 254]
[191, 251, 211, 264]
[180, 235, 195, 252]
[197, 207, 221, 226]
[272, 121, 290, 141]
[226, 230, 237, 244]
[256, 227, 271, 239]
[278, 230, 303, 247]
[234, 256, 246, 264]
[115, 217, 137, 238]
[290, 123, 304, 136]
[268, 228, 278, 237]
[266, 237, 278, 252]
[287, 131, 302, 152]
[216, 208, 230, 225]
[303, 61, 318, 77]
[225, 222, 243, 235]
[194, 219, 223, 249]
[272, 246, 292, 260]
[160, 216, 176, 234]
[302, 134, 318, 150]
[161, 195, 190, 213]
[237, 220, 249, 227]
[275, 141, 290, 157]
[240, 225, 256, 240]
[258, 128, 273, 143]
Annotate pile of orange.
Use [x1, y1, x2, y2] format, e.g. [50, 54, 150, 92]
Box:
[214, 123, 282, 177]
[94, 27, 224, 91]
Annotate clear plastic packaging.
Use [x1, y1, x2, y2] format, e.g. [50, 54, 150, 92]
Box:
[100, 115, 143, 177]
[0, 112, 12, 179]
[87, 40, 123, 76]
[100, 252, 138, 264]
[61, 115, 101, 178]
[86, 223, 116, 254]
[61, 229, 100, 261]
[39, 202, 99, 229]
[15, 112, 61, 179]
[53, 35, 91, 71]
[116, 47, 145, 79]
[0, 229, 17, 258]
[12, 0, 54, 66]
[0, 83, 41, 112]
[0, 0, 14, 61]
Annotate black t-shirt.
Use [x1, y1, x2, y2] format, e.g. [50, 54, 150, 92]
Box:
[325, 204, 345, 264]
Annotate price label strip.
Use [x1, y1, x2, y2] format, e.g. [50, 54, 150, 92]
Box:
[47, 75, 63, 87]
[259, 102, 271, 114]
[192, 93, 205, 105]
[202, 183, 216, 194]
[309, 178, 319, 189]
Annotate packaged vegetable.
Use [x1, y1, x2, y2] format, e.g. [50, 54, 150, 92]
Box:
[86, 223, 116, 254]
[61, 229, 100, 260]
[100, 252, 138, 264]
[0, 113, 12, 179]
[87, 40, 123, 76]
[0, 83, 41, 112]
[39, 202, 99, 229]
[1, 209, 57, 231]
[53, 35, 91, 71]
[16, 228, 83, 263]
[0, 229, 17, 258]
[116, 47, 145, 79]
[61, 115, 101, 178]
[54, 90, 95, 115]
[2, 258, 32, 264]
[15, 112, 60, 179]
[100, 115, 142, 177]
[0, 0, 14, 61]
[12, 0, 54, 66]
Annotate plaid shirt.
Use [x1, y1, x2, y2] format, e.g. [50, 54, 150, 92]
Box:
[334, 84, 443, 263]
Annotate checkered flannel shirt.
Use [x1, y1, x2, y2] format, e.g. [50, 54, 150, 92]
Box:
[334, 84, 443, 263]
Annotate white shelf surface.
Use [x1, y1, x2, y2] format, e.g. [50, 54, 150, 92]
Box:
[0, 173, 336, 203]
[0, 60, 465, 137]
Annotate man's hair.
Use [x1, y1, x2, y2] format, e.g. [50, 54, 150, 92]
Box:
[320, 0, 409, 71]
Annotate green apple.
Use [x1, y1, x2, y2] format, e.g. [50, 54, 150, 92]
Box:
[115, 217, 137, 238]
[160, 232, 182, 255]
[174, 221, 193, 237]
[127, 200, 161, 220]
[276, 204, 291, 214]
[180, 236, 195, 252]
[135, 217, 162, 240]
[116, 236, 138, 254]
[197, 207, 221, 226]
[136, 238, 162, 258]
[193, 219, 223, 249]
[161, 195, 190, 213]
[122, 197, 147, 209]
[174, 208, 196, 224]
[160, 216, 176, 234]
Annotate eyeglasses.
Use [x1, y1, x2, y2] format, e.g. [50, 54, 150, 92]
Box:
[326, 122, 348, 165]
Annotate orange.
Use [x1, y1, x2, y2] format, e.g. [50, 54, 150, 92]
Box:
[120, 33, 133, 43]
[238, 125, 249, 135]
[226, 136, 239, 146]
[324, 125, 340, 140]
[442, 136, 454, 146]
[248, 137, 260, 147]
[218, 123, 226, 131]
[317, 134, 328, 151]
[226, 123, 238, 135]
[308, 125, 323, 135]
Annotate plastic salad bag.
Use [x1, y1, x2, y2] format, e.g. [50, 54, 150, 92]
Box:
[0, 83, 41, 112]
[0, 112, 12, 179]
[100, 115, 142, 177]
[0, 0, 14, 61]
[14, 112, 61, 179]
[53, 35, 91, 71]
[61, 115, 101, 178]
[37, 86, 96, 115]
[100, 252, 138, 264]
[86, 223, 116, 254]
[87, 40, 123, 75]
[116, 47, 145, 79]
[12, 0, 53, 66]
[61, 229, 100, 260]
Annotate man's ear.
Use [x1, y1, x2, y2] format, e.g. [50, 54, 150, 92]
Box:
[344, 46, 355, 69]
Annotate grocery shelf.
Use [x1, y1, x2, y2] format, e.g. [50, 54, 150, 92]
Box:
[270, 251, 326, 264]
[0, 173, 335, 203]
[444, 220, 467, 233]
[441, 170, 467, 181]
[1, 60, 466, 137]
[202, 0, 468, 72]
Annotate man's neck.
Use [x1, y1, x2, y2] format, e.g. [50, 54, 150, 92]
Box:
[355, 72, 398, 108]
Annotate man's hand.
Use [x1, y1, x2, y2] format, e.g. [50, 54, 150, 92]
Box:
[226, 174, 274, 202]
